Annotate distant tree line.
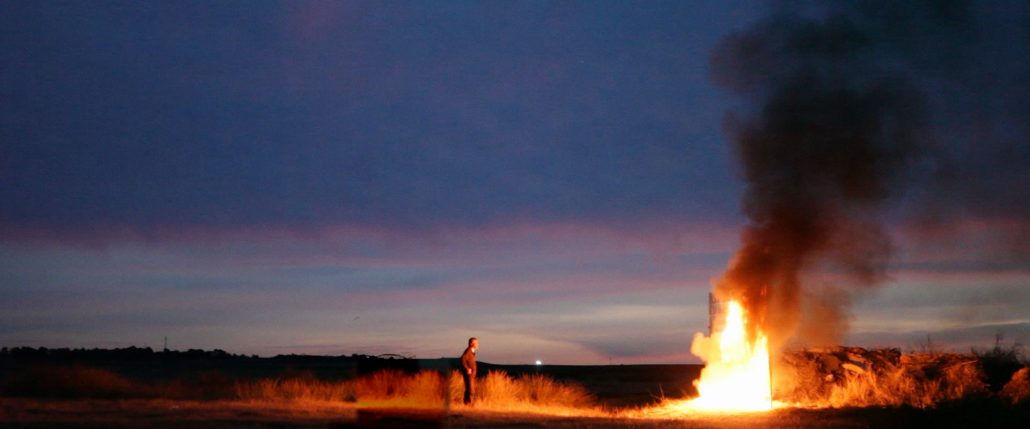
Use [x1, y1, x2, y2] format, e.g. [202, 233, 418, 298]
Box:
[0, 346, 417, 363]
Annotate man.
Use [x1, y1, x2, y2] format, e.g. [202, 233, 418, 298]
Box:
[460, 337, 478, 405]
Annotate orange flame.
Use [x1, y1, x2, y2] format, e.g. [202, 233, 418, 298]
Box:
[678, 299, 774, 412]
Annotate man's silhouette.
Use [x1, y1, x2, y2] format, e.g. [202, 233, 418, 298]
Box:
[460, 337, 478, 405]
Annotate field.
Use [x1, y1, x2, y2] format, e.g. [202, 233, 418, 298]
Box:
[2, 347, 1028, 428]
[4, 396, 1029, 428]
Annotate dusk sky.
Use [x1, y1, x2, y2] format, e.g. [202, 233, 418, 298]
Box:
[2, 1, 1027, 364]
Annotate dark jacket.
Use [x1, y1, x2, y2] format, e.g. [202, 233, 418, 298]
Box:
[460, 346, 477, 377]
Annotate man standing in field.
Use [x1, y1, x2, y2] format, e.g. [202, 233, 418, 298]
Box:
[460, 337, 478, 405]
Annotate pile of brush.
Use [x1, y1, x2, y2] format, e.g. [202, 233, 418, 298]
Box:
[776, 346, 1029, 407]
[783, 346, 905, 384]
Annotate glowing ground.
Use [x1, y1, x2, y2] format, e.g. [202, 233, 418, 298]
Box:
[2, 398, 1027, 428]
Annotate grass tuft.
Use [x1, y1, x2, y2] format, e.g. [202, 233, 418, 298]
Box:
[470, 370, 598, 414]
[1000, 367, 1030, 405]
[234, 372, 354, 402]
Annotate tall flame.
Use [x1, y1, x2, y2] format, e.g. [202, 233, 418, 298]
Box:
[680, 299, 773, 412]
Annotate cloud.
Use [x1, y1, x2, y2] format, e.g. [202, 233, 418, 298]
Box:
[847, 322, 1030, 352]
[0, 220, 733, 361]
[0, 2, 745, 239]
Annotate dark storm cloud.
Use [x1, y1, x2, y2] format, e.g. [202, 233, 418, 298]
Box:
[0, 1, 745, 237]
[709, 0, 1029, 347]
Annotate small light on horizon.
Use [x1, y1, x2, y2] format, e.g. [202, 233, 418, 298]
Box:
[535, 359, 542, 365]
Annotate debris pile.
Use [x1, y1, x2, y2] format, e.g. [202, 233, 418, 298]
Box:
[776, 346, 987, 407]
[783, 347, 902, 383]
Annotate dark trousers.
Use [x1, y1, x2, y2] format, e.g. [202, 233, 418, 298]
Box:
[462, 372, 474, 404]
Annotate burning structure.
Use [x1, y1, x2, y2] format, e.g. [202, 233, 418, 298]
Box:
[680, 4, 927, 411]
[687, 298, 773, 411]
[676, 1, 1029, 412]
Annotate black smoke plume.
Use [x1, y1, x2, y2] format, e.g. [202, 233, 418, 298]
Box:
[705, 1, 1007, 347]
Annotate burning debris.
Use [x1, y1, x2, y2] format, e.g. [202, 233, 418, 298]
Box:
[776, 346, 987, 408]
[649, 343, 1028, 415]
[684, 296, 1024, 411]
[783, 346, 904, 385]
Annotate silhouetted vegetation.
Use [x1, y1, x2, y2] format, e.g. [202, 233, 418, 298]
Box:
[234, 368, 598, 412]
[0, 347, 694, 407]
[973, 336, 1026, 391]
[5, 345, 1029, 413]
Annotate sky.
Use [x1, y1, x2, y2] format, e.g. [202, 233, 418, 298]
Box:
[1, 1, 1027, 364]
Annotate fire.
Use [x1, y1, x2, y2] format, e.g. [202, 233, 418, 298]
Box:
[679, 299, 774, 412]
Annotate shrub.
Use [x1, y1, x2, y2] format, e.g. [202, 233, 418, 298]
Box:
[973, 338, 1025, 391]
[2, 365, 147, 399]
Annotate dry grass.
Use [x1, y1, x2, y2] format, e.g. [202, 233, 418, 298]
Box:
[2, 365, 242, 400]
[779, 352, 988, 408]
[14, 352, 1020, 418]
[5, 361, 1030, 427]
[470, 370, 600, 414]
[3, 365, 147, 399]
[3, 365, 599, 414]
[822, 354, 986, 407]
[353, 370, 448, 408]
[231, 369, 600, 414]
[233, 370, 445, 408]
[633, 349, 1002, 416]
[1000, 367, 1030, 405]
[234, 373, 355, 402]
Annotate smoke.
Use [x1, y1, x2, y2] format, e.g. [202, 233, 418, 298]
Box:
[706, 0, 1028, 347]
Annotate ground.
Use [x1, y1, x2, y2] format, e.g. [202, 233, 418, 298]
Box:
[2, 398, 1028, 428]
[2, 351, 1028, 427]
